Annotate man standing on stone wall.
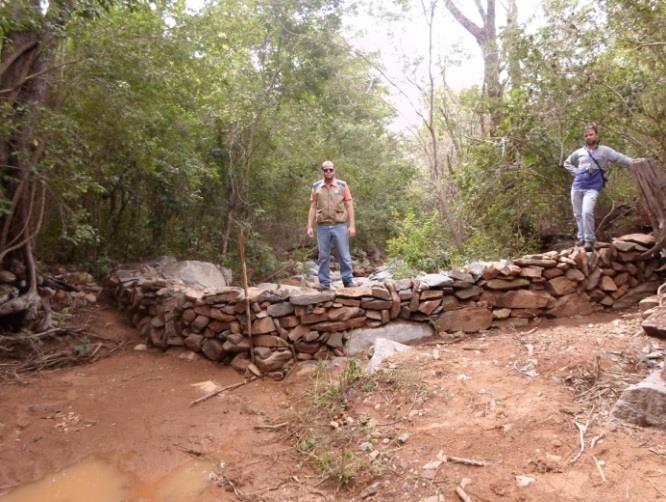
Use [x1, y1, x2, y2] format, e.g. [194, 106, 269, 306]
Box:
[563, 123, 634, 251]
[307, 160, 356, 290]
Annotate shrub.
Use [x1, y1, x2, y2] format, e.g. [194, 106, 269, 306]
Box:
[386, 210, 450, 276]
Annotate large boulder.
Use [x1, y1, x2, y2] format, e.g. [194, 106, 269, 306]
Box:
[346, 321, 433, 356]
[160, 260, 229, 291]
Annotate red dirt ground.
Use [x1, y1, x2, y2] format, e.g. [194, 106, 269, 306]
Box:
[0, 302, 665, 501]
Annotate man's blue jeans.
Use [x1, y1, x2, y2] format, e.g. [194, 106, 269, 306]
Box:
[571, 188, 600, 243]
[317, 224, 353, 289]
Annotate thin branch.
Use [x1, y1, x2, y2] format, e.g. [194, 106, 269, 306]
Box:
[189, 379, 254, 407]
[634, 41, 666, 48]
[0, 41, 39, 78]
[0, 59, 80, 96]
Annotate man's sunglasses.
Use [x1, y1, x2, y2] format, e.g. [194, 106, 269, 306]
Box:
[322, 168, 334, 172]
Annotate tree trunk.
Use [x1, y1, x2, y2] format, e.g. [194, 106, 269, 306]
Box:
[444, 0, 502, 135]
[628, 158, 666, 255]
[0, 1, 65, 330]
[504, 0, 521, 90]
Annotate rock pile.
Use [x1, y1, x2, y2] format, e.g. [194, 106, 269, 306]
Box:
[106, 234, 666, 376]
[1, 266, 100, 315]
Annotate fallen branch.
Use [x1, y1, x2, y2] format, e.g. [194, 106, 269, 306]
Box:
[446, 455, 488, 467]
[590, 432, 606, 449]
[569, 420, 589, 464]
[0, 327, 124, 380]
[218, 473, 246, 501]
[254, 421, 289, 431]
[189, 378, 254, 407]
[645, 476, 666, 498]
[455, 485, 473, 502]
[173, 443, 205, 457]
[593, 456, 606, 483]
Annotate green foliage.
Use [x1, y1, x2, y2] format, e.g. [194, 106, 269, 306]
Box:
[386, 210, 450, 276]
[20, 0, 414, 278]
[73, 336, 91, 357]
[415, 0, 665, 259]
[313, 358, 363, 412]
[7, 0, 662, 277]
[292, 356, 427, 490]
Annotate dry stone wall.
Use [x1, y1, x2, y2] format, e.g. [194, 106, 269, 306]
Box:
[106, 234, 666, 378]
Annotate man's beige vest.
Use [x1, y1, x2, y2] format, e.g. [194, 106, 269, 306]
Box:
[314, 180, 348, 225]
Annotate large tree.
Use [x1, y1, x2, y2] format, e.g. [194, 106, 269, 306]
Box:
[0, 0, 74, 325]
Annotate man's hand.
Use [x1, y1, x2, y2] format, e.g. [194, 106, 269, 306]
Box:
[307, 227, 314, 239]
[348, 225, 356, 238]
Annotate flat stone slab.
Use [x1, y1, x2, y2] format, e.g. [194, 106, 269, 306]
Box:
[612, 240, 648, 252]
[289, 290, 336, 305]
[335, 286, 373, 298]
[486, 278, 530, 291]
[611, 368, 666, 430]
[417, 273, 453, 289]
[616, 233, 655, 246]
[643, 307, 666, 339]
[255, 283, 318, 296]
[433, 306, 493, 333]
[346, 321, 433, 356]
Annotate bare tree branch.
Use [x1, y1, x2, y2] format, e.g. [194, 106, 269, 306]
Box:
[444, 0, 484, 41]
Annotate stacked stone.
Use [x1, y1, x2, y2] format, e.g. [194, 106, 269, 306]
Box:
[105, 270, 203, 350]
[0, 269, 20, 305]
[177, 285, 400, 376]
[106, 233, 665, 374]
[435, 235, 664, 332]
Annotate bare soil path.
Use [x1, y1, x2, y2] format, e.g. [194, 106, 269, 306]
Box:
[0, 303, 665, 501]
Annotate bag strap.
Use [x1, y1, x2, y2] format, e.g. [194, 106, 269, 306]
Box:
[587, 150, 603, 171]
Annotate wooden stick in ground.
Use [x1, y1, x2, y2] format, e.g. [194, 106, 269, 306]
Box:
[189, 379, 252, 407]
[239, 228, 255, 364]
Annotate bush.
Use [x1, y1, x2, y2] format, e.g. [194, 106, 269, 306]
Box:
[386, 211, 451, 276]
